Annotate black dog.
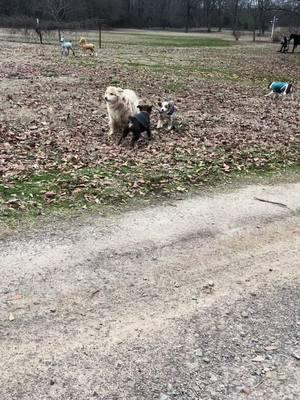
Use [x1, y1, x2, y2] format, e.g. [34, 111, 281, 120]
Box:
[119, 105, 153, 147]
[288, 34, 300, 53]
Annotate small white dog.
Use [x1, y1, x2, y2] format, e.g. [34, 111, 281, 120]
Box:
[157, 101, 177, 130]
[104, 86, 139, 135]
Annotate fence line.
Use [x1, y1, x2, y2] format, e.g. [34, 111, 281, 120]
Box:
[0, 28, 101, 46]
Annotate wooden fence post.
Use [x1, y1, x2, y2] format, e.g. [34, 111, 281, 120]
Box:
[98, 20, 102, 49]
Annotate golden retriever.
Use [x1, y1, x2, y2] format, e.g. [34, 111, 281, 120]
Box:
[104, 86, 139, 135]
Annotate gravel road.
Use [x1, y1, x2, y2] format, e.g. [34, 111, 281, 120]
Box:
[1, 182, 299, 400]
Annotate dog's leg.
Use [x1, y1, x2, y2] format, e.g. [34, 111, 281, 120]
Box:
[282, 89, 291, 101]
[108, 118, 117, 135]
[171, 115, 176, 130]
[157, 118, 163, 129]
[131, 131, 140, 148]
[167, 116, 174, 130]
[146, 128, 152, 140]
[265, 91, 274, 97]
[118, 127, 130, 145]
[290, 89, 294, 101]
[167, 116, 175, 130]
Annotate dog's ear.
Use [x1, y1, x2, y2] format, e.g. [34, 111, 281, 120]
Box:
[169, 101, 175, 106]
[116, 88, 125, 101]
[158, 101, 162, 107]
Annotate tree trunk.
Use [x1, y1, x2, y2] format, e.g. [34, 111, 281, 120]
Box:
[233, 0, 240, 34]
[206, 0, 214, 33]
[185, 0, 191, 33]
[258, 0, 265, 35]
[218, 4, 224, 32]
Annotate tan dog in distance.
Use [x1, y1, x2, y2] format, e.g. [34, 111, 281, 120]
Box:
[104, 86, 139, 135]
[79, 37, 95, 55]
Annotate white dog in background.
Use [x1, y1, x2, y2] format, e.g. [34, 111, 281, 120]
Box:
[104, 86, 139, 135]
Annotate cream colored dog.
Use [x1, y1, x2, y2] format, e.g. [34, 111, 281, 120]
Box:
[104, 86, 139, 135]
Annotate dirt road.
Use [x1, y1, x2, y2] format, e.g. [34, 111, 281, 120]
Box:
[1, 182, 300, 400]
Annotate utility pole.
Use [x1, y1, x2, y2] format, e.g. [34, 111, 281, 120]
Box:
[35, 18, 43, 44]
[270, 16, 277, 41]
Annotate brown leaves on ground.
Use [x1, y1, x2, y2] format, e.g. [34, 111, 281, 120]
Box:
[0, 41, 299, 214]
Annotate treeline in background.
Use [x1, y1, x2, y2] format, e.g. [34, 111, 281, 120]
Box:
[0, 0, 299, 33]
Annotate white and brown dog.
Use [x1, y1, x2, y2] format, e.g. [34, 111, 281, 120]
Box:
[157, 100, 177, 130]
[104, 86, 139, 135]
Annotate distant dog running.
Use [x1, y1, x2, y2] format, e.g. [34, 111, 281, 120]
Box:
[119, 105, 153, 148]
[157, 100, 177, 130]
[266, 82, 293, 98]
[79, 37, 96, 55]
[60, 38, 75, 56]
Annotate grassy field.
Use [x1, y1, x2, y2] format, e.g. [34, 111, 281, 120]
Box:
[0, 27, 270, 45]
[0, 31, 299, 224]
[0, 28, 235, 46]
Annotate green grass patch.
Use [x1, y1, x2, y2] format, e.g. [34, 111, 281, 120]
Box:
[1, 153, 298, 225]
[106, 34, 233, 48]
[121, 60, 243, 83]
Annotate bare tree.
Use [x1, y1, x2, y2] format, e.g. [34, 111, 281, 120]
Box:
[233, 0, 240, 37]
[159, 0, 172, 29]
[216, 0, 226, 31]
[248, 0, 258, 40]
[204, 0, 217, 32]
[45, 0, 72, 39]
[1, 0, 300, 33]
[183, 0, 193, 32]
